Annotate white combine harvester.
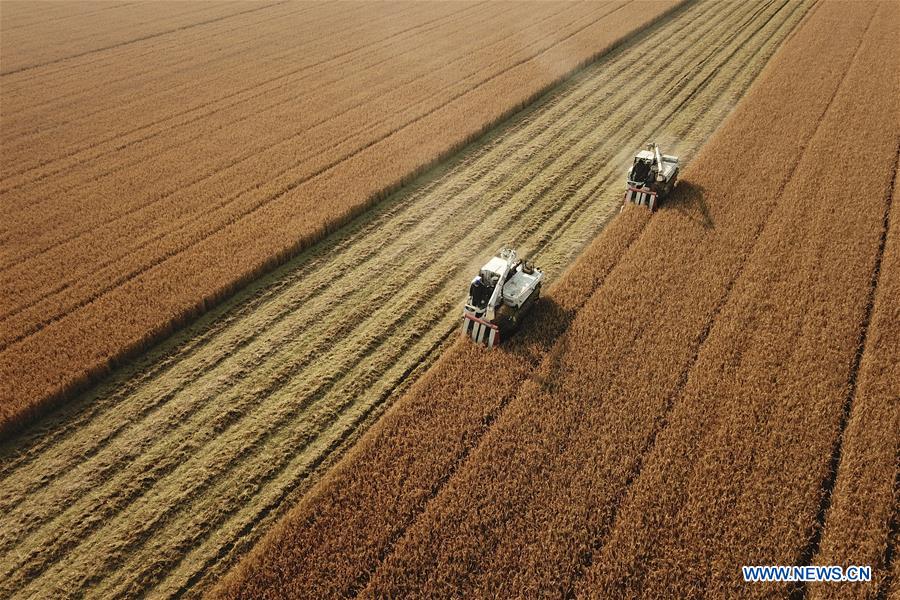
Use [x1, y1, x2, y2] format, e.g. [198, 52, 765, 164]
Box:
[624, 142, 679, 211]
[462, 248, 543, 347]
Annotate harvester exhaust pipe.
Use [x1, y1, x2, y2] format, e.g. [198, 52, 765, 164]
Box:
[653, 143, 665, 183]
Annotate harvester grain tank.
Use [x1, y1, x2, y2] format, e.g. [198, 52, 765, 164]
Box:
[624, 142, 679, 210]
[462, 248, 543, 347]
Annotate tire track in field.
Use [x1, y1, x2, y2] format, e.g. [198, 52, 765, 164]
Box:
[0, 2, 352, 133]
[0, 0, 676, 528]
[4, 3, 592, 356]
[1, 1, 257, 59]
[0, 0, 708, 524]
[5, 1, 258, 58]
[8, 2, 768, 592]
[0, 1, 323, 90]
[0, 1, 513, 317]
[1, 1, 143, 33]
[0, 2, 350, 125]
[163, 12, 816, 596]
[791, 140, 898, 600]
[357, 1, 810, 593]
[0, 0, 744, 548]
[0, 2, 443, 180]
[0, 2, 810, 597]
[0, 1, 291, 76]
[0, 2, 432, 187]
[0, 3, 457, 250]
[0, 1, 561, 201]
[0, 0, 760, 568]
[0, 0, 570, 266]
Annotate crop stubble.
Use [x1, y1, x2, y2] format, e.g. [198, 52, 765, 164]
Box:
[0, 0, 806, 597]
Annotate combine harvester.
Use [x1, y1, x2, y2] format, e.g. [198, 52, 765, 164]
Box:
[624, 142, 679, 210]
[461, 248, 543, 347]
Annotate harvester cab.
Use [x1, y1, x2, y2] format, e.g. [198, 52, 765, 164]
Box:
[462, 248, 543, 347]
[625, 142, 679, 211]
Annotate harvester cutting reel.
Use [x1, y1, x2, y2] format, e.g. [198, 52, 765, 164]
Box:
[624, 142, 679, 211]
[462, 248, 543, 348]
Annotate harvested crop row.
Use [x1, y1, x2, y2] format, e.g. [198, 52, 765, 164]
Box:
[211, 198, 652, 600]
[0, 0, 761, 501]
[807, 150, 900, 600]
[211, 1, 835, 597]
[0, 1, 802, 596]
[0, 0, 682, 437]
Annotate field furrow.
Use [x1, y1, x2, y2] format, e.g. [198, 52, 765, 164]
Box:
[577, 4, 899, 598]
[0, 2, 466, 191]
[0, 0, 820, 596]
[806, 149, 900, 600]
[0, 2, 347, 127]
[363, 2, 875, 597]
[10, 1, 892, 598]
[0, 3, 475, 234]
[0, 1, 276, 74]
[0, 0, 739, 512]
[0, 6, 385, 165]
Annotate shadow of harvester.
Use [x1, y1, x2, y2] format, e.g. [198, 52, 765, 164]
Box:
[665, 180, 714, 230]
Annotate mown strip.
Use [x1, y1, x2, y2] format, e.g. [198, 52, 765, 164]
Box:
[0, 3, 580, 339]
[0, 1, 683, 439]
[210, 207, 649, 599]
